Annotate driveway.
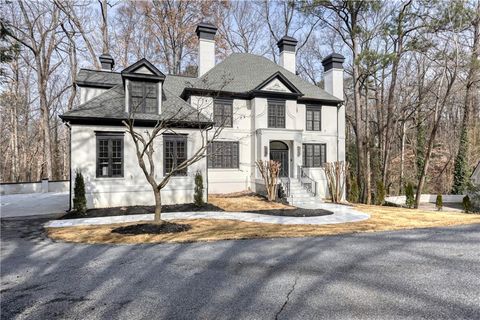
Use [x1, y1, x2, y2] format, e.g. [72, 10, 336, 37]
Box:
[0, 192, 69, 218]
[1, 218, 480, 320]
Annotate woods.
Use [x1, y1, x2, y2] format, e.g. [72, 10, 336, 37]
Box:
[1, 0, 479, 204]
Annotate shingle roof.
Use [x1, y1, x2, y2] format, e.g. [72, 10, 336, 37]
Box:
[61, 84, 211, 123]
[67, 52, 341, 124]
[76, 69, 122, 87]
[186, 53, 341, 102]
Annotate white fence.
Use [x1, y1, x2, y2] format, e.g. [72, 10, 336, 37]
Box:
[0, 180, 69, 195]
[385, 194, 465, 205]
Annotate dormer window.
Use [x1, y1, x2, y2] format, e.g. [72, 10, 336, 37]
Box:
[121, 58, 166, 115]
[130, 81, 158, 114]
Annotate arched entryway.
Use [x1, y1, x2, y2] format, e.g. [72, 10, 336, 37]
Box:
[270, 141, 289, 177]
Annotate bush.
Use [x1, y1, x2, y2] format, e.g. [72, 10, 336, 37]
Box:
[348, 175, 359, 203]
[376, 180, 385, 205]
[194, 171, 204, 207]
[405, 182, 415, 208]
[435, 194, 443, 211]
[73, 169, 87, 214]
[463, 195, 472, 213]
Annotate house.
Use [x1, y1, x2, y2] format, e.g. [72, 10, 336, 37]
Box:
[60, 23, 345, 209]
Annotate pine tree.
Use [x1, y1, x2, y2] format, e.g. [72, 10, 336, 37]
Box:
[73, 170, 87, 214]
[452, 122, 469, 194]
[194, 171, 204, 207]
[405, 182, 415, 208]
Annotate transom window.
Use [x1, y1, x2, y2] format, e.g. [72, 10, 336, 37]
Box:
[306, 106, 321, 131]
[268, 99, 285, 128]
[164, 135, 187, 176]
[213, 99, 233, 127]
[130, 81, 158, 113]
[96, 132, 124, 177]
[303, 143, 326, 167]
[208, 141, 239, 168]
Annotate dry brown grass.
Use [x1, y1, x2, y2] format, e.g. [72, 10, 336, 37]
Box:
[47, 203, 480, 245]
[209, 194, 294, 211]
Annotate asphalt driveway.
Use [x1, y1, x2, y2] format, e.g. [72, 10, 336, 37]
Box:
[0, 192, 69, 218]
[1, 218, 480, 319]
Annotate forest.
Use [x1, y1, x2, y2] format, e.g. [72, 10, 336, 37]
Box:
[1, 0, 479, 206]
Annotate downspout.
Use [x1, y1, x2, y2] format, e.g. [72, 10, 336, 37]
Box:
[64, 121, 72, 212]
[205, 124, 213, 203]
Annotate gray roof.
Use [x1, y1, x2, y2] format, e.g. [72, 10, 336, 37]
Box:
[76, 69, 122, 87]
[187, 53, 341, 102]
[62, 84, 211, 123]
[67, 53, 340, 124]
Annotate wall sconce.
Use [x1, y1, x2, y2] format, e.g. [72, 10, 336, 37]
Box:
[297, 146, 301, 157]
[264, 146, 268, 157]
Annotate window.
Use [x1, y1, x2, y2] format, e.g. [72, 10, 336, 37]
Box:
[268, 99, 285, 128]
[306, 106, 321, 131]
[208, 141, 239, 168]
[130, 81, 158, 113]
[163, 135, 187, 176]
[96, 133, 124, 177]
[213, 99, 233, 127]
[303, 143, 326, 167]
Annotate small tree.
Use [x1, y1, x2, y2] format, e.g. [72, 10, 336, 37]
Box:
[73, 169, 86, 214]
[324, 161, 349, 203]
[463, 195, 472, 213]
[194, 171, 204, 207]
[376, 180, 385, 205]
[436, 194, 443, 211]
[256, 160, 280, 201]
[405, 182, 415, 208]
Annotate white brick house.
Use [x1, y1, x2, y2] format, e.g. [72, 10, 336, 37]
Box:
[61, 23, 345, 209]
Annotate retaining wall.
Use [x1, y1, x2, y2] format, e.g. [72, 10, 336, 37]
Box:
[0, 180, 69, 195]
[385, 194, 465, 205]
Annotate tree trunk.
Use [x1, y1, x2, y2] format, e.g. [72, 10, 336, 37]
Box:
[153, 188, 163, 223]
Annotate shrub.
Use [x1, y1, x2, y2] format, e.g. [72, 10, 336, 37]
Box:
[376, 180, 385, 205]
[194, 171, 204, 207]
[405, 182, 415, 208]
[348, 175, 359, 203]
[435, 194, 443, 211]
[73, 169, 87, 214]
[463, 195, 472, 213]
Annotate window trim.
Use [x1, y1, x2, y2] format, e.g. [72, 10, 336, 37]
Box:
[302, 143, 326, 168]
[213, 98, 233, 127]
[267, 99, 286, 128]
[208, 141, 240, 169]
[163, 134, 188, 176]
[95, 132, 124, 178]
[129, 80, 158, 114]
[306, 106, 321, 131]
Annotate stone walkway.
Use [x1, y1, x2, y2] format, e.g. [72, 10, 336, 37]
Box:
[45, 203, 369, 228]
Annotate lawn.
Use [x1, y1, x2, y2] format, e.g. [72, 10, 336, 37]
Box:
[47, 195, 480, 244]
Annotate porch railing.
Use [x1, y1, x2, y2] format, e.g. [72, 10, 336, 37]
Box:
[297, 166, 317, 197]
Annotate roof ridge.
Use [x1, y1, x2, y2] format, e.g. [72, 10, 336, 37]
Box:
[79, 68, 121, 74]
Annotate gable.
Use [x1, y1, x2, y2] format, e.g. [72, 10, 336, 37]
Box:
[260, 78, 292, 93]
[133, 66, 154, 75]
[121, 58, 165, 81]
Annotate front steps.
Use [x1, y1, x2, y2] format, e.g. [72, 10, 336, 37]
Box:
[285, 178, 322, 208]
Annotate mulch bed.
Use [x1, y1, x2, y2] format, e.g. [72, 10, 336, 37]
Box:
[62, 202, 332, 219]
[249, 208, 333, 217]
[61, 203, 223, 219]
[111, 222, 191, 235]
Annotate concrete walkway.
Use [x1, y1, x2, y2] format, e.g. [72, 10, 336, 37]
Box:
[45, 204, 369, 228]
[0, 192, 69, 218]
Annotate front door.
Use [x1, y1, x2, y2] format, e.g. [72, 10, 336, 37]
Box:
[270, 150, 289, 177]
